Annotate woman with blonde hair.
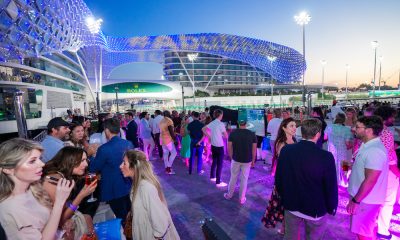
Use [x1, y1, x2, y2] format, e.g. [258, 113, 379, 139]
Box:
[344, 107, 357, 127]
[120, 150, 180, 240]
[0, 138, 73, 240]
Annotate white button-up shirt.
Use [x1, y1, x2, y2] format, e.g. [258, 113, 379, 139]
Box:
[152, 115, 163, 134]
[206, 119, 226, 147]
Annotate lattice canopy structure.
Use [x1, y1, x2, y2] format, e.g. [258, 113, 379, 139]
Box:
[0, 0, 306, 84]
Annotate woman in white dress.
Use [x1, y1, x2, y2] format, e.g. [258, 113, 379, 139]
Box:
[324, 113, 353, 187]
[120, 150, 180, 240]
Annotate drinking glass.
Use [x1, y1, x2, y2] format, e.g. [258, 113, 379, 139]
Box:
[341, 160, 350, 172]
[85, 173, 97, 202]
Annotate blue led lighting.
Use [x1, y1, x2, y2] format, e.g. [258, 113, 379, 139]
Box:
[0, 0, 306, 84]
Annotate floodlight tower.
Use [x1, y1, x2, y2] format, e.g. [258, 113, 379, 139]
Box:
[267, 55, 277, 106]
[86, 16, 103, 113]
[187, 53, 199, 106]
[294, 11, 311, 107]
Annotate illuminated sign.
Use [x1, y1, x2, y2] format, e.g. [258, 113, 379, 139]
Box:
[102, 82, 173, 94]
[369, 90, 400, 97]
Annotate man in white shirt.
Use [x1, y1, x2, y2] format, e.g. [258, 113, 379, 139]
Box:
[152, 110, 164, 158]
[203, 109, 228, 187]
[267, 109, 282, 156]
[347, 116, 388, 240]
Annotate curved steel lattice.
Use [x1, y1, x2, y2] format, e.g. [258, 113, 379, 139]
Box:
[0, 0, 104, 60]
[0, 0, 306, 83]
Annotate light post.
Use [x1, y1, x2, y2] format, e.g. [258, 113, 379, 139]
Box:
[179, 72, 185, 112]
[294, 11, 311, 107]
[371, 41, 378, 98]
[115, 86, 119, 112]
[86, 16, 103, 113]
[378, 56, 383, 90]
[345, 64, 350, 99]
[187, 53, 198, 107]
[321, 59, 327, 99]
[267, 55, 277, 107]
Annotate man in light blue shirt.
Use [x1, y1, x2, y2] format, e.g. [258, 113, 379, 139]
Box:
[140, 111, 155, 160]
[41, 117, 70, 162]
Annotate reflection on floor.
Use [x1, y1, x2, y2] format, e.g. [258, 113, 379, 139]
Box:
[153, 150, 374, 240]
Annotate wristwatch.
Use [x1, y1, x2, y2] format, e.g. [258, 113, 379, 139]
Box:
[351, 197, 360, 204]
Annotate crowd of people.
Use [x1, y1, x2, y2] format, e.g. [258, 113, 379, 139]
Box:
[0, 100, 399, 239]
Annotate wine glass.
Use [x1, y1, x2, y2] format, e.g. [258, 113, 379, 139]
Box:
[85, 173, 97, 202]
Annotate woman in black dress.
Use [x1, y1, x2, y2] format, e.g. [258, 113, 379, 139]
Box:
[261, 117, 297, 234]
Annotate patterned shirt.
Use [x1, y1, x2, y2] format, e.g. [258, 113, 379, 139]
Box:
[380, 126, 397, 166]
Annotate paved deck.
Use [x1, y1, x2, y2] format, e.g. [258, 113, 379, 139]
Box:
[151, 151, 367, 240]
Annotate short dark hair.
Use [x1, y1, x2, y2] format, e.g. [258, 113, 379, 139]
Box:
[374, 106, 396, 121]
[155, 110, 161, 115]
[334, 113, 346, 125]
[140, 112, 148, 119]
[213, 109, 223, 118]
[104, 118, 120, 134]
[273, 109, 281, 117]
[192, 111, 200, 118]
[357, 116, 383, 136]
[301, 118, 322, 140]
[125, 112, 134, 118]
[312, 107, 324, 118]
[163, 110, 171, 118]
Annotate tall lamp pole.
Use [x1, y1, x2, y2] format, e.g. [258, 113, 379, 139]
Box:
[345, 64, 350, 99]
[378, 56, 383, 90]
[267, 56, 277, 107]
[187, 53, 198, 107]
[321, 59, 327, 99]
[294, 11, 311, 107]
[86, 16, 103, 113]
[115, 86, 119, 112]
[181, 85, 185, 112]
[371, 41, 378, 98]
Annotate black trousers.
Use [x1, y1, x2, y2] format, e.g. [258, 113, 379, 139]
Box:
[108, 194, 131, 225]
[210, 145, 224, 184]
[154, 133, 163, 158]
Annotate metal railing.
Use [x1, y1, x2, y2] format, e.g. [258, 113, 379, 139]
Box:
[32, 130, 47, 142]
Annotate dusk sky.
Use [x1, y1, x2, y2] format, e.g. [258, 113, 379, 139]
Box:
[85, 0, 400, 88]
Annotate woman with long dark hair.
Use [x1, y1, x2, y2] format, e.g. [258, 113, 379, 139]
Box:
[271, 117, 297, 176]
[42, 146, 98, 239]
[262, 117, 297, 235]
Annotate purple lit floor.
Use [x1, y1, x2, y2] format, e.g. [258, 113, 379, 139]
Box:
[151, 150, 400, 240]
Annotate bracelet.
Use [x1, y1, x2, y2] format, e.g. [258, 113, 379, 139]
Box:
[351, 197, 360, 204]
[67, 202, 78, 212]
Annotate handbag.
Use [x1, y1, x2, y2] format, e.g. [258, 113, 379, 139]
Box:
[124, 211, 133, 240]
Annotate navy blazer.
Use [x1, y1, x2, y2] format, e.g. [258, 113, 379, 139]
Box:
[90, 136, 133, 202]
[275, 140, 338, 218]
[126, 120, 139, 148]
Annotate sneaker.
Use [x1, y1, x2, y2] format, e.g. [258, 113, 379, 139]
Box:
[165, 167, 170, 174]
[240, 197, 246, 205]
[168, 169, 176, 175]
[223, 193, 232, 200]
[377, 233, 392, 239]
[198, 170, 205, 175]
[216, 182, 227, 187]
[210, 178, 216, 182]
